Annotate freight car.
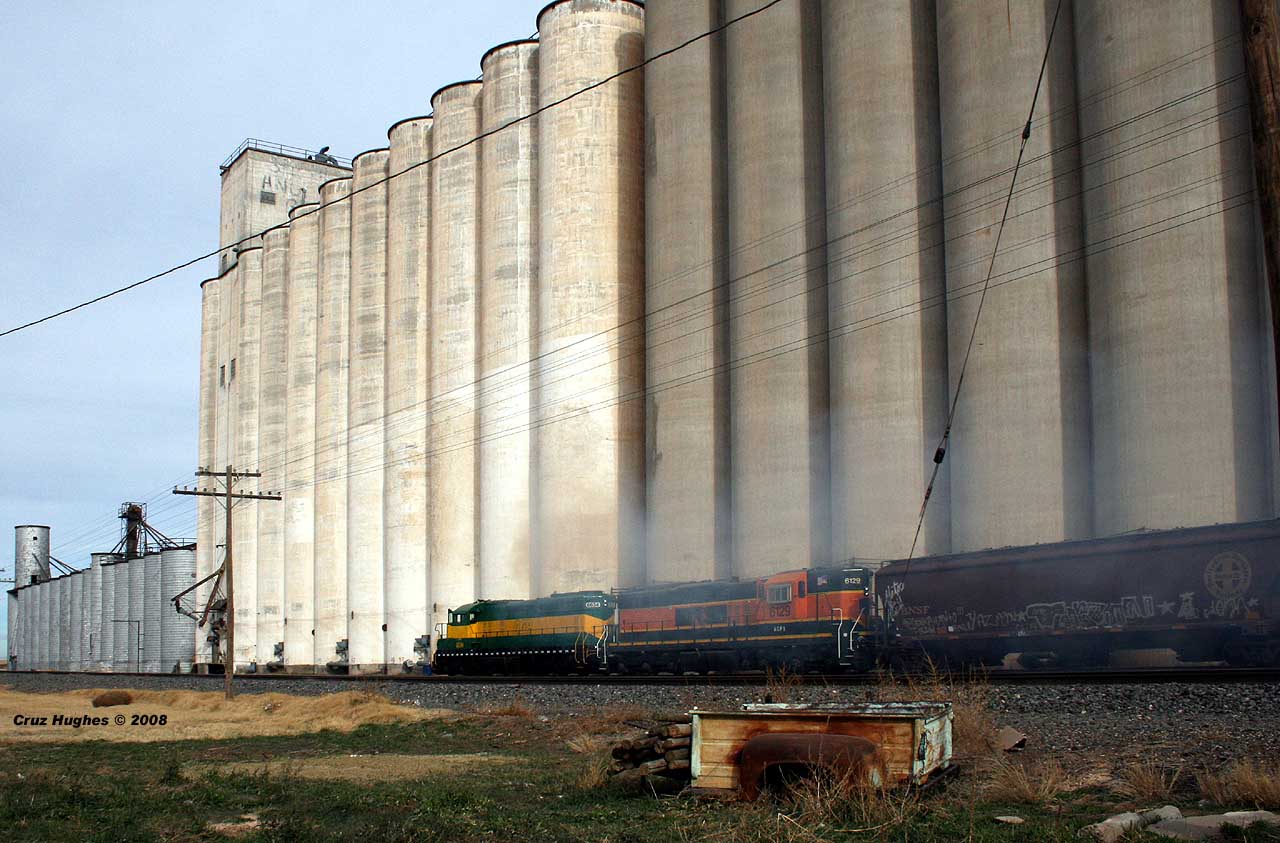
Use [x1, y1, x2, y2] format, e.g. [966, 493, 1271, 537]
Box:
[875, 518, 1280, 668]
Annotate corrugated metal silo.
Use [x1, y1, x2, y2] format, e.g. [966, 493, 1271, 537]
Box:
[347, 148, 390, 673]
[233, 245, 263, 669]
[479, 41, 539, 601]
[1073, 1, 1269, 534]
[6, 590, 15, 669]
[78, 569, 91, 670]
[14, 525, 50, 586]
[99, 558, 116, 670]
[111, 559, 131, 670]
[69, 572, 84, 671]
[823, 0, 951, 563]
[430, 81, 482, 634]
[724, 0, 830, 577]
[384, 116, 433, 668]
[88, 554, 104, 669]
[534, 0, 646, 593]
[284, 201, 321, 670]
[258, 225, 290, 667]
[143, 551, 162, 672]
[935, 0, 1091, 552]
[51, 577, 64, 670]
[34, 582, 48, 669]
[314, 177, 352, 668]
[161, 547, 197, 672]
[128, 557, 145, 671]
[644, 0, 730, 583]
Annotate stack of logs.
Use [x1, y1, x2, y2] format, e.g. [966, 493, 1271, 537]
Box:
[608, 716, 693, 783]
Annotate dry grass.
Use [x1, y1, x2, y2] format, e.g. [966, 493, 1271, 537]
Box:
[1116, 760, 1183, 802]
[476, 697, 535, 718]
[1196, 759, 1280, 809]
[763, 665, 803, 703]
[869, 661, 997, 759]
[196, 752, 517, 783]
[983, 757, 1066, 804]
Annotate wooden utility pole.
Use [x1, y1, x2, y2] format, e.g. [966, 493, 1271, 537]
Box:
[1241, 0, 1280, 448]
[174, 466, 279, 699]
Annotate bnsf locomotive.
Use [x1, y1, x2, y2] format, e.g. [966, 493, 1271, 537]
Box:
[431, 518, 1280, 675]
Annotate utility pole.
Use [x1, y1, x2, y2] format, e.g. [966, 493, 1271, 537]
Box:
[1240, 0, 1280, 448]
[174, 465, 279, 699]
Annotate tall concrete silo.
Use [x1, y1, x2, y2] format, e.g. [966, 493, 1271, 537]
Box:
[347, 148, 390, 673]
[935, 0, 1091, 551]
[88, 554, 103, 669]
[127, 557, 145, 671]
[69, 572, 84, 671]
[823, 0, 951, 563]
[314, 177, 352, 668]
[535, 0, 646, 593]
[479, 41, 539, 601]
[232, 246, 263, 669]
[161, 547, 197, 672]
[644, 0, 730, 583]
[196, 273, 222, 648]
[724, 0, 830, 577]
[14, 525, 50, 586]
[98, 557, 117, 671]
[284, 202, 320, 670]
[384, 116, 433, 668]
[143, 552, 162, 672]
[430, 82, 482, 633]
[1074, 1, 1270, 534]
[257, 226, 290, 667]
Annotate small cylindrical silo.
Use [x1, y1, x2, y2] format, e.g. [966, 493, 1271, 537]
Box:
[535, 0, 646, 594]
[724, 0, 830, 577]
[98, 557, 116, 670]
[823, 0, 951, 563]
[430, 81, 482, 635]
[127, 556, 145, 671]
[161, 546, 197, 672]
[935, 0, 1091, 552]
[314, 177, 352, 668]
[1074, 1, 1270, 534]
[69, 572, 84, 671]
[143, 551, 162, 672]
[14, 525, 51, 586]
[644, 0, 731, 583]
[479, 41, 539, 602]
[257, 225, 290, 667]
[284, 202, 321, 670]
[111, 559, 130, 670]
[234, 245, 263, 670]
[346, 147, 390, 674]
[384, 116, 432, 668]
[196, 271, 222, 656]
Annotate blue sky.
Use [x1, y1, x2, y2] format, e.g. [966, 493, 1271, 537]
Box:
[0, 0, 549, 654]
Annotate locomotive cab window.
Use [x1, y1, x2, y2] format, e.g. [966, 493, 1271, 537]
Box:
[766, 584, 792, 604]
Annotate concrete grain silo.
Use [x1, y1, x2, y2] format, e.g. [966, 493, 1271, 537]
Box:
[14, 525, 50, 587]
[935, 0, 1091, 552]
[195, 272, 223, 650]
[643, 0, 731, 583]
[233, 246, 263, 669]
[1073, 0, 1271, 535]
[384, 117, 433, 668]
[128, 557, 145, 671]
[823, 0, 951, 564]
[724, 0, 830, 577]
[314, 177, 352, 668]
[99, 557, 117, 671]
[479, 41, 539, 601]
[347, 148, 390, 673]
[284, 202, 321, 670]
[430, 82, 482, 634]
[161, 547, 197, 672]
[144, 551, 162, 671]
[535, 0, 647, 593]
[258, 225, 290, 667]
[70, 572, 84, 671]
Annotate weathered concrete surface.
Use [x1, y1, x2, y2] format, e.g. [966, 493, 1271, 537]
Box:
[724, 0, 830, 577]
[644, 0, 731, 584]
[232, 247, 263, 668]
[823, 0, 950, 563]
[535, 0, 647, 594]
[257, 227, 290, 667]
[195, 273, 222, 666]
[936, 0, 1091, 552]
[479, 43, 538, 601]
[1074, 0, 1272, 535]
[384, 117, 433, 668]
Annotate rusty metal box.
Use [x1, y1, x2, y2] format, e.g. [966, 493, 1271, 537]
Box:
[690, 701, 953, 794]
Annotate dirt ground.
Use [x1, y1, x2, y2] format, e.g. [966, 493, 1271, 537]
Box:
[0, 684, 448, 743]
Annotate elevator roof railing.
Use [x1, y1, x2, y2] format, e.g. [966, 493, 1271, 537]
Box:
[220, 139, 353, 173]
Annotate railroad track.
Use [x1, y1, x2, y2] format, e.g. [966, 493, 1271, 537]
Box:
[8, 666, 1279, 685]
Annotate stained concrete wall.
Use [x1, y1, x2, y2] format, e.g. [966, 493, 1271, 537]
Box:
[232, 247, 263, 668]
[257, 227, 290, 667]
[195, 273, 223, 662]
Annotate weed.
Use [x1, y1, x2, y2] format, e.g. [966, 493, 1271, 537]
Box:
[1197, 759, 1280, 809]
[478, 697, 534, 718]
[984, 757, 1066, 804]
[1116, 760, 1183, 802]
[763, 665, 802, 703]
